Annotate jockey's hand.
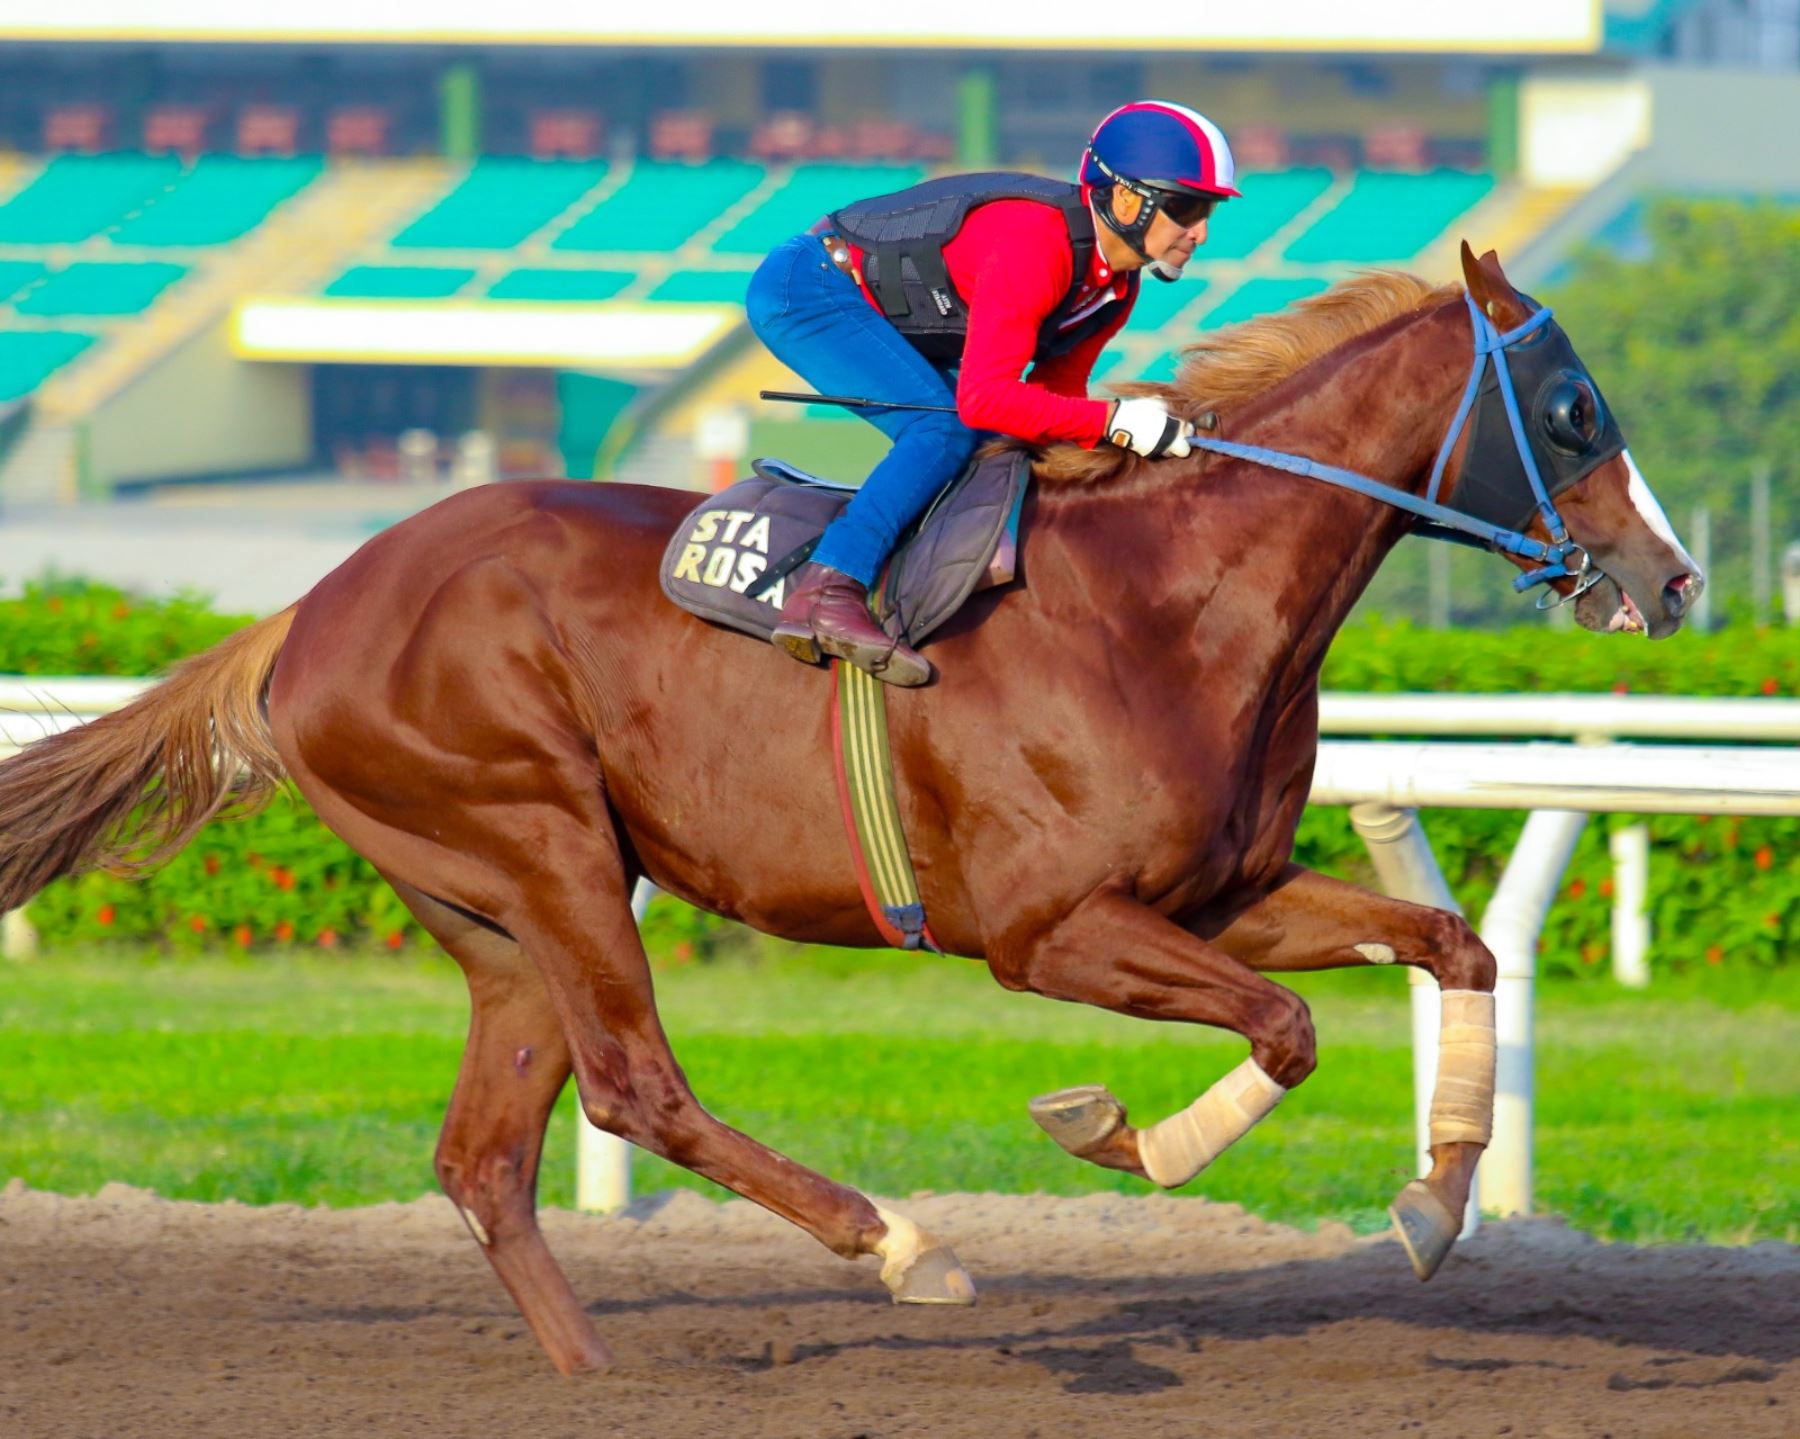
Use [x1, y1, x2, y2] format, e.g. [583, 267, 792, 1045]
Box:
[1107, 398, 1194, 459]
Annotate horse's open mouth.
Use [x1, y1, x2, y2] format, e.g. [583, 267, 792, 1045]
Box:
[1606, 586, 1646, 635]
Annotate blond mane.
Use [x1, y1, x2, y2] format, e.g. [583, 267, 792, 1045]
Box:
[1032, 270, 1459, 485]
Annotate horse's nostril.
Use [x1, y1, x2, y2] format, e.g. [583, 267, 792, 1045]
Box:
[1664, 572, 1701, 618]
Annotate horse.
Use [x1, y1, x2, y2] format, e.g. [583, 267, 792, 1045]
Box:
[0, 245, 1701, 1375]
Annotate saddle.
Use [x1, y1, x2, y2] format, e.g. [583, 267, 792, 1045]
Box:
[659, 449, 1029, 646]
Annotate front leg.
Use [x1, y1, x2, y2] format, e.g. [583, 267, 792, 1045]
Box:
[991, 885, 1317, 1188]
[1201, 864, 1498, 1279]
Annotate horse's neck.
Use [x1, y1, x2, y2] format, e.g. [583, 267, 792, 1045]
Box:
[1045, 298, 1468, 691]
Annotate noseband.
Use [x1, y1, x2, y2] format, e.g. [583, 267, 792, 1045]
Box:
[1186, 292, 1617, 605]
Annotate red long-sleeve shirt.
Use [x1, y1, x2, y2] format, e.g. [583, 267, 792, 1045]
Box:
[839, 198, 1133, 446]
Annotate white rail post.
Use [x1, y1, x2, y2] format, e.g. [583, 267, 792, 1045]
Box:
[1347, 802, 1478, 1235]
[575, 880, 656, 1213]
[1477, 809, 1587, 1217]
[1, 909, 37, 961]
[1609, 823, 1651, 989]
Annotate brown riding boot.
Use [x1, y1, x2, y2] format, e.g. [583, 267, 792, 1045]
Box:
[770, 563, 931, 687]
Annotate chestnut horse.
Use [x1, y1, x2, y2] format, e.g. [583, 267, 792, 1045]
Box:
[0, 248, 1701, 1375]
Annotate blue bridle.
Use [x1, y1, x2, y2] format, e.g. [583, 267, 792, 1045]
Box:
[1186, 292, 1597, 601]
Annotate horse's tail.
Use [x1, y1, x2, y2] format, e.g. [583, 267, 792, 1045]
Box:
[0, 606, 296, 912]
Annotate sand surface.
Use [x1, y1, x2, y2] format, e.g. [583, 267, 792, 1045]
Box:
[2, 1180, 1794, 1438]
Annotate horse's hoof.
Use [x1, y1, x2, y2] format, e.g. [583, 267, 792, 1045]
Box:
[1388, 1179, 1459, 1281]
[1029, 1084, 1125, 1158]
[888, 1242, 977, 1306]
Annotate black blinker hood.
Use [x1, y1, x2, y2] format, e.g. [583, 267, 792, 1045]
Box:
[1449, 309, 1626, 533]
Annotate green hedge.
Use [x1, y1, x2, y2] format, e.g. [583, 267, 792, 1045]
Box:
[3, 580, 1795, 974]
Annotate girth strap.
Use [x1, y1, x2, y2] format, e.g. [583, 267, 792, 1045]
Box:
[830, 660, 941, 953]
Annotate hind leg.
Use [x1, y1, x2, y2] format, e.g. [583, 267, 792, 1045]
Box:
[500, 813, 973, 1306]
[386, 877, 612, 1375]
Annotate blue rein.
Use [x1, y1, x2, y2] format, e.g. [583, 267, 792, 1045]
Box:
[1186, 292, 1591, 598]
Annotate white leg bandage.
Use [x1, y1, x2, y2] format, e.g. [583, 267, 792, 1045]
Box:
[1137, 1057, 1286, 1189]
[872, 1204, 926, 1286]
[1430, 988, 1495, 1147]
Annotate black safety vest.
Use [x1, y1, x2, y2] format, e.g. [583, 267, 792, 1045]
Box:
[828, 171, 1137, 367]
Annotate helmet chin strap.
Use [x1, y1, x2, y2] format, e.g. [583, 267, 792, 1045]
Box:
[1085, 151, 1161, 261]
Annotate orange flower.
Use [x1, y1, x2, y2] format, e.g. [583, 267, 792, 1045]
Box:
[187, 914, 207, 933]
[1705, 944, 1724, 965]
[203, 854, 221, 876]
[271, 867, 296, 891]
[1566, 878, 1587, 900]
[96, 904, 115, 926]
[1762, 677, 1779, 696]
[111, 601, 131, 620]
[384, 932, 404, 951]
[233, 924, 253, 948]
[1599, 877, 1614, 899]
[317, 928, 339, 949]
[274, 921, 295, 942]
[1755, 846, 1774, 871]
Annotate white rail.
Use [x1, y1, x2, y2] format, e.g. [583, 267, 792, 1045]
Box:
[13, 680, 1799, 740]
[1318, 692, 1800, 741]
[1311, 740, 1800, 814]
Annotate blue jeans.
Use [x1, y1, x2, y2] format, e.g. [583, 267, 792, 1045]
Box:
[746, 233, 980, 588]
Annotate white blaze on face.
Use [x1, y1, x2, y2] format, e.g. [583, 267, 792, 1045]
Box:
[1623, 450, 1701, 576]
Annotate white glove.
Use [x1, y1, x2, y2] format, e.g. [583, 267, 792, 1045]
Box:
[1107, 397, 1193, 459]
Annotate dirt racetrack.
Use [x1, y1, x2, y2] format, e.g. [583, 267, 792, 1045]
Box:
[1, 1180, 1793, 1439]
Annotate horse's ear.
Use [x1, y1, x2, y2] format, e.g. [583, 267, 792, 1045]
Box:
[1459, 241, 1531, 327]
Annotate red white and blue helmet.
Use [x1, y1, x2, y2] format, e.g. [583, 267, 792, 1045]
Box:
[1081, 100, 1240, 199]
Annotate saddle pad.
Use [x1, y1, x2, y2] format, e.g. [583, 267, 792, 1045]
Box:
[660, 449, 1029, 647]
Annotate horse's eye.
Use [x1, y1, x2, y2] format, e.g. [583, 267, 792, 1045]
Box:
[1544, 375, 1601, 453]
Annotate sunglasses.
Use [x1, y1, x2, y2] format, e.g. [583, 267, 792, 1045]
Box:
[1153, 190, 1219, 228]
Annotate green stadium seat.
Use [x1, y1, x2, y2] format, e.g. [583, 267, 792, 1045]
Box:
[1284, 170, 1494, 264]
[109, 156, 321, 247]
[559, 372, 639, 480]
[15, 262, 187, 317]
[554, 160, 765, 254]
[711, 164, 924, 255]
[0, 154, 181, 245]
[0, 330, 97, 401]
[644, 270, 750, 304]
[1137, 350, 1182, 383]
[324, 265, 478, 299]
[1199, 277, 1331, 330]
[1203, 169, 1333, 260]
[1088, 348, 1127, 383]
[0, 260, 48, 305]
[1125, 276, 1211, 332]
[392, 159, 608, 250]
[486, 268, 636, 301]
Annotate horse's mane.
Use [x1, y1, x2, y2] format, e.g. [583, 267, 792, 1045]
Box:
[1031, 270, 1460, 486]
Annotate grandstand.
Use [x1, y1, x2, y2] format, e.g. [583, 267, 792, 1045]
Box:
[0, 5, 1794, 499]
[0, 149, 1515, 495]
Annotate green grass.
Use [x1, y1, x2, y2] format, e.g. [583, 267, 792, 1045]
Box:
[1, 944, 1793, 1244]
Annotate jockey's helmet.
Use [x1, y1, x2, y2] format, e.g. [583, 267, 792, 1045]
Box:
[1081, 100, 1239, 258]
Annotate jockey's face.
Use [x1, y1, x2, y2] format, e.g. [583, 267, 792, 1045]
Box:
[1144, 207, 1210, 267]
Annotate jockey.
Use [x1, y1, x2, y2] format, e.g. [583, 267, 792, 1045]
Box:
[746, 99, 1237, 687]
